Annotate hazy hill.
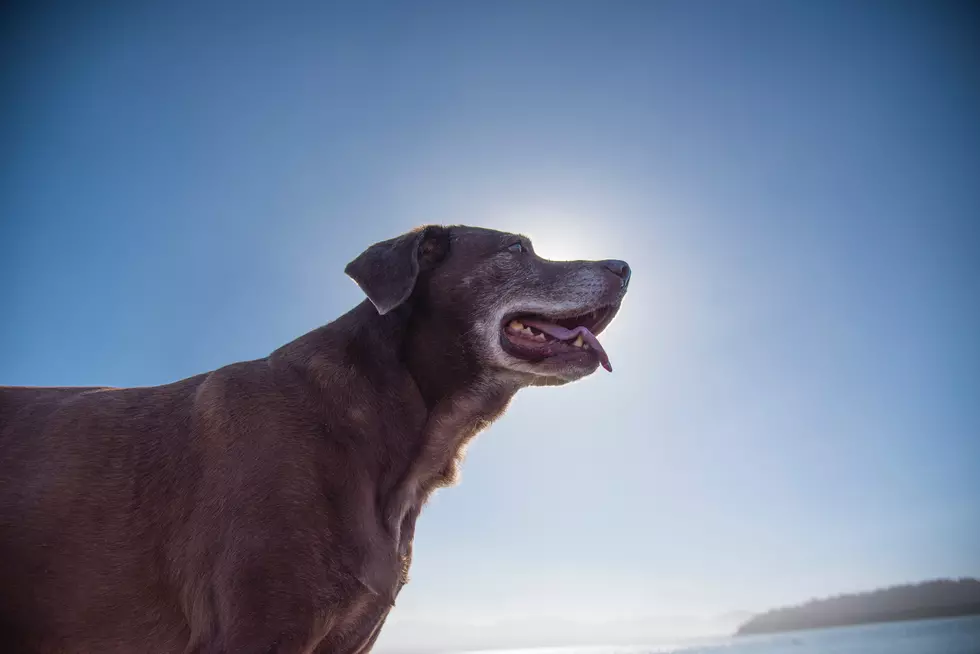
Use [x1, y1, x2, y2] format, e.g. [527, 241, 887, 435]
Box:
[737, 578, 980, 636]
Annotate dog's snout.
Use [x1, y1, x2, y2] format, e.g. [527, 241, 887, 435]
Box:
[601, 259, 631, 286]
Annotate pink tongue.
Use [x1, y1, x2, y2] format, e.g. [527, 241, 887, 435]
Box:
[520, 319, 612, 372]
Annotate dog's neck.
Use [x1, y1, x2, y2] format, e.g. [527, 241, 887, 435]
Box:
[393, 302, 521, 549]
[277, 300, 521, 553]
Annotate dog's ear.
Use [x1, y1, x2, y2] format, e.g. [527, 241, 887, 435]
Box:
[345, 226, 449, 315]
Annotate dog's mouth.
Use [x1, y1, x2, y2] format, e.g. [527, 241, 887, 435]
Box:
[499, 304, 618, 372]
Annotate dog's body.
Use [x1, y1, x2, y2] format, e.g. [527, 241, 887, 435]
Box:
[0, 226, 629, 653]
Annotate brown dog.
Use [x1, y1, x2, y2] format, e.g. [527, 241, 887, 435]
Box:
[0, 225, 630, 653]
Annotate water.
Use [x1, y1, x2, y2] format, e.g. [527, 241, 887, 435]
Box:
[463, 615, 980, 654]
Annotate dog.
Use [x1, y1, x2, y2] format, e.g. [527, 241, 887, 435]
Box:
[0, 225, 630, 653]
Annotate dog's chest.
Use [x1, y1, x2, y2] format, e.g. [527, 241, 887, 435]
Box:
[383, 382, 514, 552]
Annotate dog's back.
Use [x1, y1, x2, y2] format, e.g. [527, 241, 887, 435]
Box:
[0, 361, 365, 653]
[0, 386, 102, 431]
[0, 381, 209, 652]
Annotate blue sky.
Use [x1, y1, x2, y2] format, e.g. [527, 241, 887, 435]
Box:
[2, 0, 978, 649]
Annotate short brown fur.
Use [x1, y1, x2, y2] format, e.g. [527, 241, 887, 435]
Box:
[0, 225, 629, 653]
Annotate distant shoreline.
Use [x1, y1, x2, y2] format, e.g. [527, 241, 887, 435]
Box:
[736, 579, 980, 637]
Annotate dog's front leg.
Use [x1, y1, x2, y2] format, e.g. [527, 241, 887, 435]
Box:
[312, 605, 391, 654]
[197, 614, 338, 654]
[194, 555, 347, 654]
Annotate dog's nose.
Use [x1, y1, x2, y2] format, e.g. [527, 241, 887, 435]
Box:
[601, 259, 631, 286]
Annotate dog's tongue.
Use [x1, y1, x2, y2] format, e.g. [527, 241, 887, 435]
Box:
[520, 319, 612, 372]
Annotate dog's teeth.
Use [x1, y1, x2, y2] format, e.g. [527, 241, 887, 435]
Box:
[533, 333, 547, 342]
[522, 327, 534, 336]
[509, 320, 524, 331]
[572, 335, 584, 348]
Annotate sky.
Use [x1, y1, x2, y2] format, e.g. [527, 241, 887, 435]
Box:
[2, 1, 979, 650]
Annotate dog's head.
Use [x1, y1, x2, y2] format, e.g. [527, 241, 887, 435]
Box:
[345, 225, 630, 386]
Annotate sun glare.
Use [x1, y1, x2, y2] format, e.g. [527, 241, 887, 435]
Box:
[496, 208, 621, 262]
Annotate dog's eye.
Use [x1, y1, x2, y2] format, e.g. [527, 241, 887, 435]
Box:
[507, 242, 526, 254]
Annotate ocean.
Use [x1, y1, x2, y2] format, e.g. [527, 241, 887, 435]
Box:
[461, 615, 980, 654]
